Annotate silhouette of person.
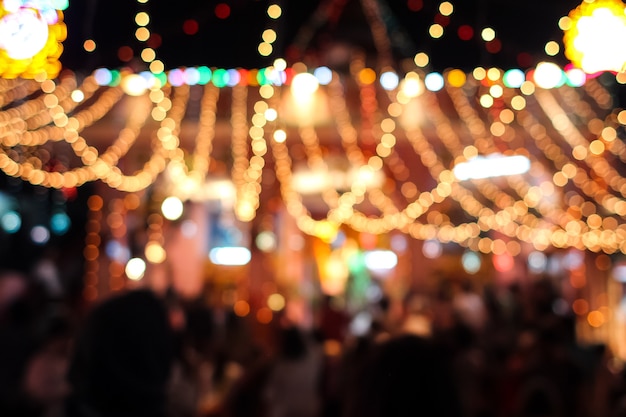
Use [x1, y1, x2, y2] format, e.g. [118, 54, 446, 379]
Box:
[65, 289, 175, 417]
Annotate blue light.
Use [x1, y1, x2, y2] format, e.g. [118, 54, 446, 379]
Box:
[503, 69, 525, 88]
[1, 211, 21, 234]
[313, 66, 333, 85]
[94, 68, 113, 86]
[424, 72, 444, 92]
[50, 212, 71, 235]
[380, 71, 400, 90]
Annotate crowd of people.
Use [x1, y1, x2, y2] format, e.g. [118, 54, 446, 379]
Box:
[2, 267, 626, 417]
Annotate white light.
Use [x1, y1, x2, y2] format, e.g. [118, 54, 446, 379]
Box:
[1, 211, 21, 233]
[161, 196, 184, 221]
[573, 8, 626, 73]
[256, 231, 277, 252]
[453, 154, 531, 180]
[424, 72, 445, 91]
[422, 239, 443, 259]
[71, 90, 85, 103]
[462, 251, 481, 274]
[291, 72, 319, 99]
[503, 69, 525, 88]
[613, 263, 626, 283]
[125, 257, 146, 281]
[313, 66, 333, 85]
[0, 10, 49, 60]
[533, 62, 565, 89]
[121, 74, 149, 96]
[209, 246, 251, 266]
[400, 72, 424, 97]
[181, 220, 198, 238]
[30, 225, 50, 245]
[364, 250, 398, 271]
[566, 68, 587, 87]
[380, 71, 399, 90]
[528, 251, 548, 274]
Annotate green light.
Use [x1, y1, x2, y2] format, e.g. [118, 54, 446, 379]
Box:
[154, 72, 168, 86]
[212, 68, 229, 88]
[257, 68, 269, 85]
[109, 70, 122, 87]
[198, 66, 212, 85]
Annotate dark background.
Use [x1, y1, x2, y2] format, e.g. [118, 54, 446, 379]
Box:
[60, 0, 583, 74]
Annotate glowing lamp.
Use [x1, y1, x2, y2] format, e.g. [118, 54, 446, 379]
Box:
[453, 154, 531, 180]
[564, 0, 626, 73]
[0, 1, 67, 78]
[533, 62, 566, 89]
[209, 246, 251, 266]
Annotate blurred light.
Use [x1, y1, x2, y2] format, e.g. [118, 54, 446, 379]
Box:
[422, 239, 442, 259]
[364, 250, 398, 271]
[613, 262, 626, 283]
[161, 196, 184, 221]
[0, 211, 21, 233]
[424, 72, 444, 91]
[414, 52, 429, 67]
[545, 40, 560, 56]
[105, 240, 131, 263]
[291, 72, 319, 101]
[400, 72, 424, 97]
[256, 231, 277, 252]
[565, 68, 587, 87]
[94, 68, 113, 86]
[267, 293, 285, 311]
[462, 251, 481, 274]
[226, 69, 241, 86]
[528, 251, 548, 274]
[380, 71, 399, 90]
[267, 4, 282, 19]
[533, 62, 565, 89]
[493, 252, 514, 272]
[439, 1, 454, 16]
[71, 89, 85, 102]
[30, 225, 50, 245]
[181, 220, 198, 238]
[503, 69, 525, 88]
[234, 300, 250, 317]
[273, 129, 287, 143]
[314, 66, 332, 85]
[565, 1, 626, 73]
[50, 212, 71, 235]
[350, 311, 372, 336]
[145, 241, 167, 264]
[183, 67, 201, 85]
[121, 74, 149, 96]
[453, 154, 531, 180]
[125, 257, 146, 281]
[209, 246, 251, 266]
[168, 69, 185, 87]
[0, 10, 49, 59]
[481, 27, 496, 42]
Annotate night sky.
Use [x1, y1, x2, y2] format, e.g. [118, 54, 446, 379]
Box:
[60, 0, 583, 74]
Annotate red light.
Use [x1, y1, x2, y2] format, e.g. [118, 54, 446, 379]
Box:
[407, 0, 423, 12]
[458, 25, 473, 41]
[516, 52, 533, 68]
[215, 3, 231, 19]
[148, 33, 162, 49]
[117, 46, 134, 62]
[486, 39, 501, 54]
[183, 19, 199, 35]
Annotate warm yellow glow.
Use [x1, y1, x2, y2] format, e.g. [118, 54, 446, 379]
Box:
[414, 52, 429, 67]
[545, 40, 560, 56]
[564, 0, 626, 73]
[267, 4, 282, 18]
[439, 1, 454, 16]
[135, 12, 150, 26]
[263, 29, 277, 43]
[481, 27, 496, 41]
[258, 42, 273, 56]
[429, 24, 444, 38]
[83, 39, 96, 52]
[267, 293, 286, 311]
